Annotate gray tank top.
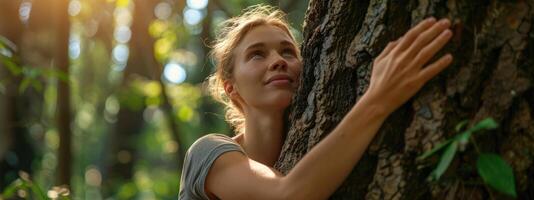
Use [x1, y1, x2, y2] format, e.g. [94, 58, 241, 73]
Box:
[178, 134, 245, 200]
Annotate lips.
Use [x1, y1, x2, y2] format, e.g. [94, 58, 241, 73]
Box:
[265, 74, 294, 85]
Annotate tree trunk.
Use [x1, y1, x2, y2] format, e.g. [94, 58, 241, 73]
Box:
[107, 0, 158, 187]
[54, 0, 72, 187]
[275, 0, 534, 199]
[106, 0, 186, 192]
[0, 0, 37, 188]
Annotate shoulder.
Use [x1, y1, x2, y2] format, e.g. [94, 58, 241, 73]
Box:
[183, 133, 245, 170]
[179, 134, 245, 200]
[186, 133, 243, 157]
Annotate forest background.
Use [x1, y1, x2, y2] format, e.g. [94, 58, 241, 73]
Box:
[0, 0, 309, 199]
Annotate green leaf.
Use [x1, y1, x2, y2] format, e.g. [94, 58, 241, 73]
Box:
[31, 79, 43, 92]
[452, 117, 498, 150]
[455, 120, 469, 132]
[55, 71, 69, 83]
[455, 130, 472, 146]
[2, 58, 22, 75]
[470, 118, 498, 133]
[1, 179, 21, 198]
[43, 68, 69, 83]
[23, 66, 41, 78]
[430, 141, 458, 181]
[29, 181, 48, 200]
[0, 35, 17, 53]
[477, 153, 517, 197]
[417, 138, 453, 160]
[19, 77, 32, 93]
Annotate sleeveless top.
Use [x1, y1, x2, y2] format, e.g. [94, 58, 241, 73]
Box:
[178, 134, 245, 200]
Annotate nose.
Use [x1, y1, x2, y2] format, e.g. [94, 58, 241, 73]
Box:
[268, 52, 288, 71]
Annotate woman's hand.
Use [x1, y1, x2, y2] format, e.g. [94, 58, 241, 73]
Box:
[365, 17, 453, 114]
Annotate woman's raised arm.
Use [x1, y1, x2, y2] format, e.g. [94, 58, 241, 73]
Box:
[206, 17, 453, 200]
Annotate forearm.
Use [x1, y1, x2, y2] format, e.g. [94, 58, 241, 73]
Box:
[281, 93, 389, 200]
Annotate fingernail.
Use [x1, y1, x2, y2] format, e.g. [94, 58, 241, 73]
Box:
[427, 17, 436, 23]
[440, 18, 450, 26]
[443, 29, 452, 37]
[446, 54, 453, 60]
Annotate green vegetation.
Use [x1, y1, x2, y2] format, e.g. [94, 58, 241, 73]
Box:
[418, 118, 517, 198]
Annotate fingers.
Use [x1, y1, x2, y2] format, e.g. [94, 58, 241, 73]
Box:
[418, 54, 453, 82]
[376, 39, 400, 61]
[392, 17, 437, 55]
[404, 19, 451, 60]
[412, 28, 453, 68]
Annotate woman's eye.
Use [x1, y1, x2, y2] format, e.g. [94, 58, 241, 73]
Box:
[249, 51, 264, 60]
[282, 49, 296, 58]
[252, 54, 263, 60]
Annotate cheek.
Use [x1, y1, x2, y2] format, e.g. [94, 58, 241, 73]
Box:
[233, 64, 265, 92]
[290, 60, 303, 76]
[238, 61, 267, 79]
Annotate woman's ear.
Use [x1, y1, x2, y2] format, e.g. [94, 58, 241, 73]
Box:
[223, 80, 238, 98]
[224, 80, 244, 111]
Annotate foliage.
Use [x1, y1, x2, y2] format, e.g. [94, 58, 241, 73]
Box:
[418, 118, 517, 197]
[477, 154, 517, 197]
[0, 36, 68, 94]
[1, 171, 69, 200]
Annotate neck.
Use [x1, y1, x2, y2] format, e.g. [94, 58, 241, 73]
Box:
[239, 107, 285, 167]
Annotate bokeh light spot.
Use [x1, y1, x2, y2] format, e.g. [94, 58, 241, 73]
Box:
[114, 7, 132, 26]
[163, 63, 186, 84]
[85, 166, 102, 187]
[69, 36, 81, 59]
[187, 0, 208, 10]
[112, 44, 129, 64]
[68, 0, 82, 16]
[183, 8, 203, 25]
[105, 95, 120, 115]
[154, 2, 172, 20]
[114, 25, 132, 43]
[19, 2, 32, 23]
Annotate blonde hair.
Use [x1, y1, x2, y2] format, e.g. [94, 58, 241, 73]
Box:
[208, 5, 300, 135]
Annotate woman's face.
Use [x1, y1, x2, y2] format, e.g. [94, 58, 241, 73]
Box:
[226, 24, 302, 112]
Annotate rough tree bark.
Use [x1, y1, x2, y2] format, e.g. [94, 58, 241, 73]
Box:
[275, 0, 534, 199]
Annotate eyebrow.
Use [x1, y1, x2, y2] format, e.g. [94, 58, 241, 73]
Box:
[244, 40, 296, 52]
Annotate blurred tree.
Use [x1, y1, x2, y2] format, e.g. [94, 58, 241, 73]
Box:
[0, 0, 76, 190]
[106, 0, 186, 194]
[92, 0, 116, 51]
[0, 0, 36, 189]
[107, 0, 158, 192]
[53, 0, 73, 187]
[275, 0, 534, 199]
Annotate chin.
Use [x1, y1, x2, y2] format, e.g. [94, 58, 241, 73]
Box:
[268, 93, 293, 109]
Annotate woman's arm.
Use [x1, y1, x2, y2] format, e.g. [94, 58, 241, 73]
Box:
[206, 17, 453, 200]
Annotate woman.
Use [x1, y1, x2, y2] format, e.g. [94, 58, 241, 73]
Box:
[179, 5, 453, 200]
